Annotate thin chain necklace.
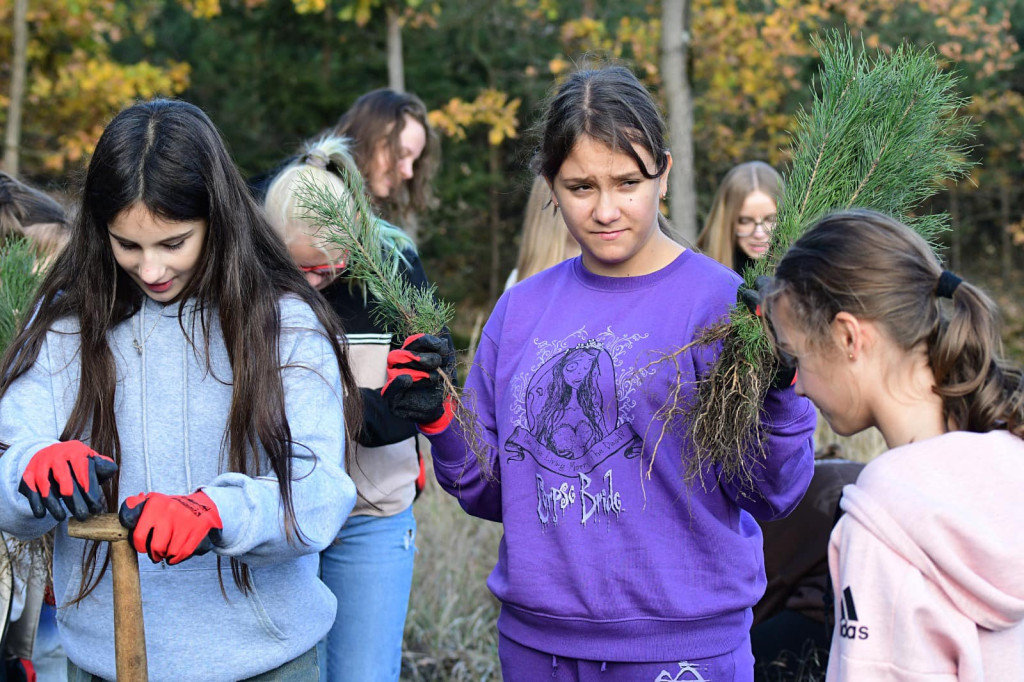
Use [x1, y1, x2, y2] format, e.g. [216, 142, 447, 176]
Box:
[132, 304, 159, 355]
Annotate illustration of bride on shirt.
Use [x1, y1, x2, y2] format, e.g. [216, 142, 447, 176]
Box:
[505, 342, 641, 476]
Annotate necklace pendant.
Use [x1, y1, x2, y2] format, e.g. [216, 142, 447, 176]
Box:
[133, 339, 143, 355]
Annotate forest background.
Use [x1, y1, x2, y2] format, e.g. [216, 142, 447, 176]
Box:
[2, 1, 1024, 679]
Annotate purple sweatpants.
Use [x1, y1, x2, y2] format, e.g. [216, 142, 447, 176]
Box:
[498, 632, 754, 682]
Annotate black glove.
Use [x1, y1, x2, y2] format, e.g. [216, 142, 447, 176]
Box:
[738, 275, 797, 390]
[382, 334, 456, 428]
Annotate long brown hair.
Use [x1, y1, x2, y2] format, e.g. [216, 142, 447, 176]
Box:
[765, 209, 1024, 436]
[331, 88, 439, 218]
[696, 161, 781, 271]
[0, 99, 362, 598]
[0, 171, 70, 256]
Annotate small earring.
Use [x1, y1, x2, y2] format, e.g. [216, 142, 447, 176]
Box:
[848, 353, 854, 360]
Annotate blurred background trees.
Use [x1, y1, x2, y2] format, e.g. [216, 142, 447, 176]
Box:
[3, 0, 1023, 349]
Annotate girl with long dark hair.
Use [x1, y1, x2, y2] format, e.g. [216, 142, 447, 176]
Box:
[0, 99, 361, 681]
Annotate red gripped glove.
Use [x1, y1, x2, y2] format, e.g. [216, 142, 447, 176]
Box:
[18, 441, 118, 522]
[4, 658, 36, 682]
[118, 491, 223, 565]
[382, 333, 456, 434]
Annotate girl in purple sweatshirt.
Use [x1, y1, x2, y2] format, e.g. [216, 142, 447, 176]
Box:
[384, 66, 816, 681]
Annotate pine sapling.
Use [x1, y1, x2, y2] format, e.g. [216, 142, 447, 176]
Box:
[652, 32, 974, 491]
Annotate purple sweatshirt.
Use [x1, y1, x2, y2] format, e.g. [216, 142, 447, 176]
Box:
[427, 251, 816, 662]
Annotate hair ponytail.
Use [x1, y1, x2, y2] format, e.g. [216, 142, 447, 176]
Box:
[930, 280, 1024, 435]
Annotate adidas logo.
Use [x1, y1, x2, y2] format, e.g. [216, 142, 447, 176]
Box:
[839, 586, 870, 640]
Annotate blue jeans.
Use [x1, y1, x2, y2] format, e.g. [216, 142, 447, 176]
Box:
[318, 506, 416, 682]
[66, 647, 317, 681]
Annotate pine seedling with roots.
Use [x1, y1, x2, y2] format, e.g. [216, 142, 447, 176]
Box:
[657, 32, 974, 490]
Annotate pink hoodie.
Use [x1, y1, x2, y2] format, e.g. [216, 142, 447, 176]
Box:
[827, 430, 1024, 681]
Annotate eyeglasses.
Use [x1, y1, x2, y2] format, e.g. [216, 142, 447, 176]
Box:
[299, 263, 341, 275]
[735, 214, 777, 237]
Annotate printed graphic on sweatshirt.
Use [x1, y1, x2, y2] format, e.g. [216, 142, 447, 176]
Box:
[504, 329, 649, 527]
[655, 661, 710, 681]
[838, 586, 869, 641]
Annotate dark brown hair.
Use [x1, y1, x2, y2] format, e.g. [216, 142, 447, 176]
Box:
[0, 99, 362, 598]
[331, 88, 439, 218]
[765, 209, 1024, 436]
[531, 65, 675, 238]
[0, 171, 69, 256]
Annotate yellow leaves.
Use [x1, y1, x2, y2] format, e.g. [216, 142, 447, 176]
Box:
[429, 89, 521, 147]
[178, 0, 223, 19]
[294, 0, 329, 14]
[339, 0, 378, 26]
[549, 57, 570, 75]
[32, 53, 191, 171]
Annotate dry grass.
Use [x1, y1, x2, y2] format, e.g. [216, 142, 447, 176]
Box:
[402, 456, 503, 681]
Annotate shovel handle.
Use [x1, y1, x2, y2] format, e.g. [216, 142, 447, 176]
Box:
[68, 513, 148, 682]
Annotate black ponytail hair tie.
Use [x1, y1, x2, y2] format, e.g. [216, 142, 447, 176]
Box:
[936, 270, 962, 299]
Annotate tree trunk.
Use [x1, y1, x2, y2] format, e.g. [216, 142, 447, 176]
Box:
[1001, 181, 1012, 281]
[3, 0, 28, 175]
[321, 2, 334, 84]
[386, 4, 404, 93]
[661, 0, 697, 244]
[488, 143, 501, 306]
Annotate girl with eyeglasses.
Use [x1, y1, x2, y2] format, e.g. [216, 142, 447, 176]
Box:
[262, 131, 444, 682]
[696, 161, 780, 273]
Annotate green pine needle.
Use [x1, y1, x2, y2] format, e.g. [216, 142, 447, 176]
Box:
[294, 169, 454, 338]
[741, 30, 974, 363]
[0, 236, 45, 352]
[685, 31, 974, 482]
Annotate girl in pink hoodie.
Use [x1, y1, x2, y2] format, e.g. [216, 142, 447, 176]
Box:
[762, 209, 1024, 681]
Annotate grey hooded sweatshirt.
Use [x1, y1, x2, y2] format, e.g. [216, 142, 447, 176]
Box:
[0, 295, 356, 681]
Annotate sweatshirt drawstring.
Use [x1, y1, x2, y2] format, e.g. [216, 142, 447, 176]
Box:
[139, 304, 154, 492]
[600, 661, 607, 672]
[182, 340, 193, 492]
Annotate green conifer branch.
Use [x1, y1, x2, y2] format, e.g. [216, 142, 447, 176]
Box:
[0, 236, 44, 352]
[681, 31, 974, 485]
[0, 236, 50, 590]
[294, 169, 454, 337]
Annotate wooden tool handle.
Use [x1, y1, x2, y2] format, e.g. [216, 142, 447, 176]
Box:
[67, 513, 148, 681]
[67, 513, 129, 542]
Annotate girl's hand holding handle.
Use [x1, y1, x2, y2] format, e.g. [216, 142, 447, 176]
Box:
[19, 441, 118, 522]
[118, 491, 223, 565]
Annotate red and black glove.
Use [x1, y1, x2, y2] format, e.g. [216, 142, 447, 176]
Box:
[739, 275, 797, 389]
[118, 491, 223, 565]
[4, 657, 36, 682]
[382, 333, 456, 432]
[18, 441, 118, 522]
